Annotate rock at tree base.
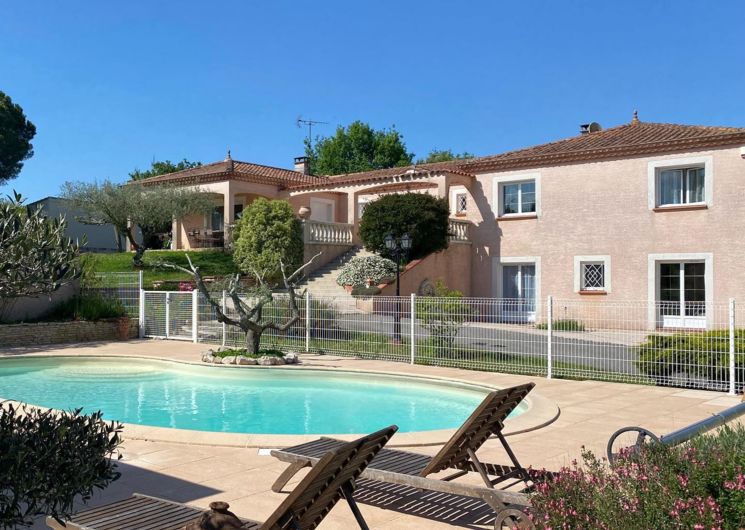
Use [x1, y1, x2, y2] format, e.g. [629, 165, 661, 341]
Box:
[236, 356, 257, 365]
[258, 355, 285, 366]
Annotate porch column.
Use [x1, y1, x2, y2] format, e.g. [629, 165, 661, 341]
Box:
[434, 173, 449, 199]
[223, 185, 235, 249]
[223, 187, 235, 227]
[171, 217, 179, 250]
[346, 190, 360, 244]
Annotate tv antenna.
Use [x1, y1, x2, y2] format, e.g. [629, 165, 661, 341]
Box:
[297, 116, 328, 147]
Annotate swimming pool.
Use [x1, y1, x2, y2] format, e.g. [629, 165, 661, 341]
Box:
[0, 357, 527, 435]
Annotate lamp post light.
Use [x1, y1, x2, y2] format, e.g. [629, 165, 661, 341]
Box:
[385, 233, 412, 342]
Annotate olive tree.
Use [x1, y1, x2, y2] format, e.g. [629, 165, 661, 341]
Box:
[163, 252, 319, 354]
[61, 180, 213, 266]
[0, 403, 122, 529]
[0, 192, 81, 320]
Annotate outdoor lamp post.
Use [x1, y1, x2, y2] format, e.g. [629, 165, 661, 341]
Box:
[385, 233, 412, 342]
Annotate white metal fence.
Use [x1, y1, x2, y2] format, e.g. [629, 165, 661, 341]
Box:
[91, 271, 744, 395]
[86, 272, 141, 318]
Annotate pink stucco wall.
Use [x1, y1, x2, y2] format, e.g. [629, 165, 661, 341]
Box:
[287, 192, 347, 223]
[380, 243, 473, 296]
[466, 146, 745, 307]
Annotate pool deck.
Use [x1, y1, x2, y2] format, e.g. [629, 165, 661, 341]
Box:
[3, 339, 742, 530]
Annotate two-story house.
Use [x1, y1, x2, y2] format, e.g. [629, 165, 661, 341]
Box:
[140, 114, 745, 329]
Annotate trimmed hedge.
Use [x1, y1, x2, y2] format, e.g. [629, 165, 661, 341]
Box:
[636, 329, 745, 391]
[358, 193, 450, 261]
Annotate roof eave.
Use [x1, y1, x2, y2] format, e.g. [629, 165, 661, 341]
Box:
[288, 168, 474, 193]
[464, 134, 745, 173]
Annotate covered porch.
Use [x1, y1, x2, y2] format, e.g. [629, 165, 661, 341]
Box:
[289, 167, 475, 246]
[171, 180, 283, 250]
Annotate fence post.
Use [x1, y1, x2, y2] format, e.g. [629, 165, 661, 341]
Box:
[410, 293, 416, 364]
[221, 290, 227, 347]
[165, 292, 170, 338]
[138, 270, 143, 291]
[138, 285, 145, 339]
[729, 298, 736, 395]
[192, 289, 198, 343]
[305, 291, 311, 353]
[546, 295, 553, 379]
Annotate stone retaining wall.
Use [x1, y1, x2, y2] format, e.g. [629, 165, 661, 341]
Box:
[0, 318, 138, 348]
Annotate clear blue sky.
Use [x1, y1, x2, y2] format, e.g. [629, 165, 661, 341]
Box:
[2, 1, 744, 201]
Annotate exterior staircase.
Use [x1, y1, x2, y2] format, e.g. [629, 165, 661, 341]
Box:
[301, 246, 376, 299]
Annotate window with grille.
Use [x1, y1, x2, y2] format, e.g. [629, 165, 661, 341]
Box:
[581, 262, 605, 290]
[455, 193, 467, 214]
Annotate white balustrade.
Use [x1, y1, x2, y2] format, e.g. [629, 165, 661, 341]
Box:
[448, 219, 471, 243]
[304, 220, 354, 245]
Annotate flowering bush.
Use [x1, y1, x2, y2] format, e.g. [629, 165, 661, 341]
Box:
[529, 424, 745, 529]
[336, 255, 397, 287]
[178, 281, 194, 291]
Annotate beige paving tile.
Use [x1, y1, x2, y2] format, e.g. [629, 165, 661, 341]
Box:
[7, 340, 743, 530]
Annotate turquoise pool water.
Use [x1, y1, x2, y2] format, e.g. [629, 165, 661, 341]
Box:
[0, 357, 526, 434]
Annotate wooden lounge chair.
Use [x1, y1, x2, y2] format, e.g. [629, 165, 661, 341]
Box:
[271, 383, 542, 527]
[46, 424, 398, 530]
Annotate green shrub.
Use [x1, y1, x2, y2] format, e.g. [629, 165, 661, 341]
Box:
[46, 294, 126, 322]
[0, 403, 122, 529]
[212, 348, 285, 359]
[336, 255, 397, 287]
[416, 280, 476, 357]
[535, 319, 586, 331]
[636, 330, 745, 391]
[358, 193, 450, 261]
[232, 198, 303, 283]
[530, 424, 745, 529]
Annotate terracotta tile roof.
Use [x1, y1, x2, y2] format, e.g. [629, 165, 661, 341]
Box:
[287, 160, 475, 191]
[462, 119, 745, 173]
[139, 158, 328, 188]
[139, 118, 745, 192]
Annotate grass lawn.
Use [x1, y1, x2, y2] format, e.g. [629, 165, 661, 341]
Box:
[83, 250, 239, 287]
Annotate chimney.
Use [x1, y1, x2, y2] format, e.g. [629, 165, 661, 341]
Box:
[579, 122, 602, 135]
[294, 156, 310, 174]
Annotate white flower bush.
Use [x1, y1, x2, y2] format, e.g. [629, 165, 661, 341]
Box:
[336, 255, 397, 287]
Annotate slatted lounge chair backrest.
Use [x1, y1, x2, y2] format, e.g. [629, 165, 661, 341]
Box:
[260, 424, 398, 530]
[419, 382, 535, 477]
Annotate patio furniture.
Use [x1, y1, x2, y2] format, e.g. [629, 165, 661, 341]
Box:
[271, 383, 545, 529]
[46, 424, 398, 530]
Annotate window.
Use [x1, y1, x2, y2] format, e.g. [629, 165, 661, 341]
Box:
[581, 262, 605, 290]
[210, 206, 224, 231]
[648, 156, 712, 210]
[455, 192, 467, 214]
[502, 180, 536, 215]
[310, 198, 335, 223]
[574, 255, 611, 293]
[657, 166, 705, 206]
[658, 261, 706, 329]
[357, 200, 369, 219]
